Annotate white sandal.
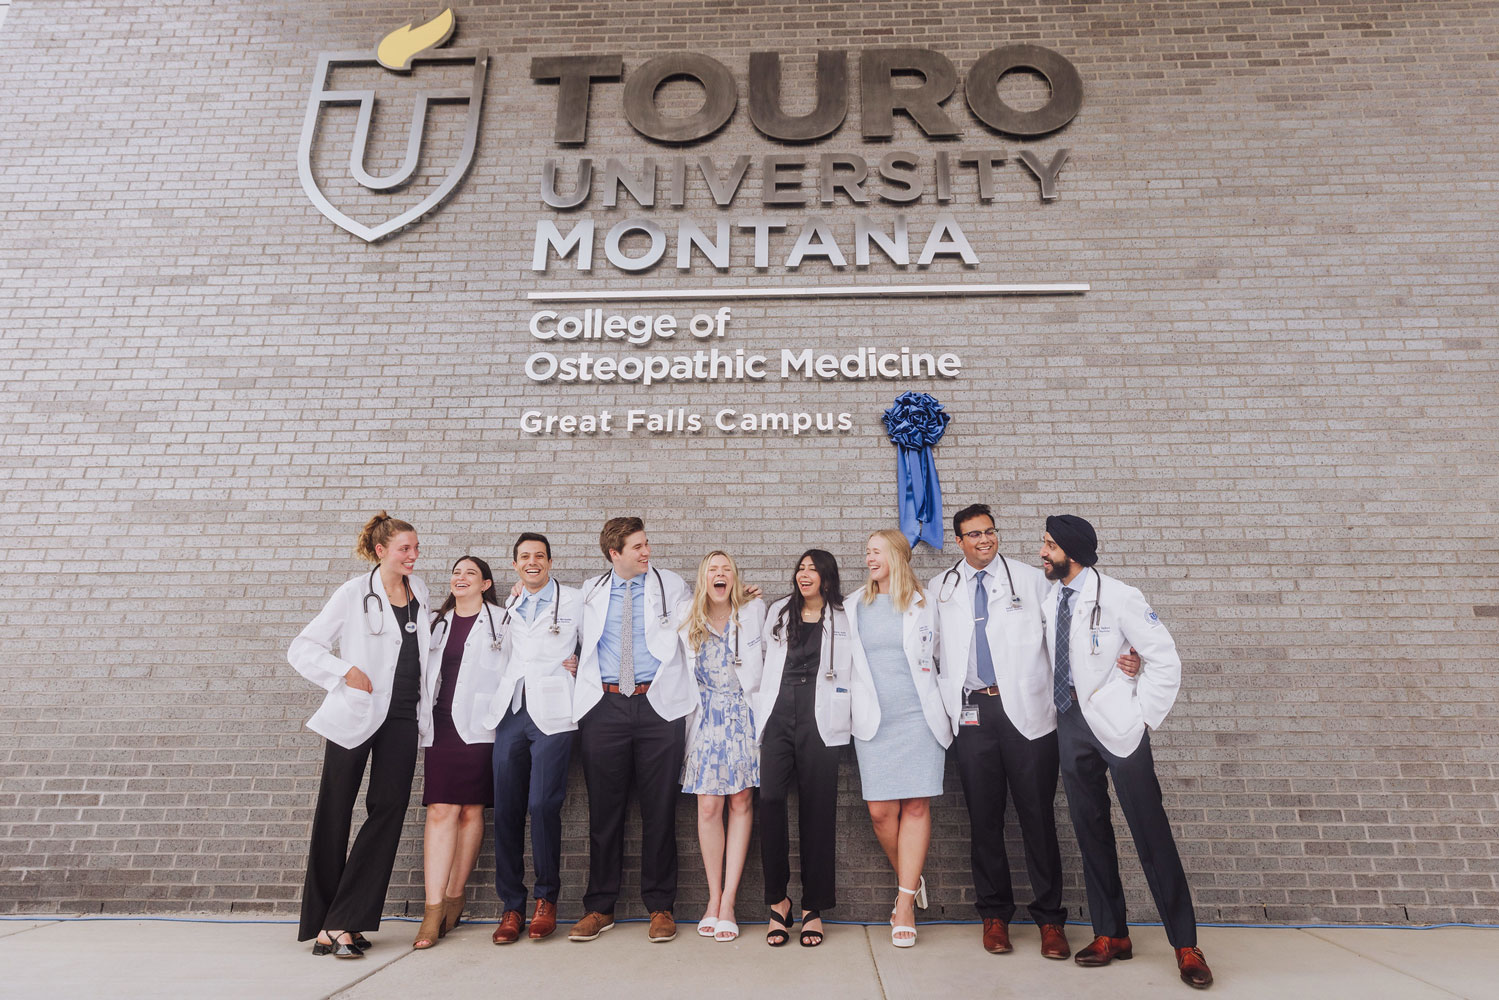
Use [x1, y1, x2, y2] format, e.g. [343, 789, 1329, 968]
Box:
[697, 914, 718, 937]
[914, 875, 928, 910]
[891, 886, 918, 948]
[714, 919, 739, 942]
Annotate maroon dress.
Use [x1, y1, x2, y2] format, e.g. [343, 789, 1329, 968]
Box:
[421, 612, 495, 806]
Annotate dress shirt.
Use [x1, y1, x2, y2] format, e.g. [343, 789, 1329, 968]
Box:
[595, 570, 660, 684]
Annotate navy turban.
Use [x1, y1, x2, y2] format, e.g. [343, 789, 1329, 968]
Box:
[1045, 514, 1098, 567]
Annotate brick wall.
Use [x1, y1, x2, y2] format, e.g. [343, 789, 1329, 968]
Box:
[1, 0, 1496, 925]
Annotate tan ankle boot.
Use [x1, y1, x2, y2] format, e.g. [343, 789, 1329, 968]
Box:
[412, 903, 444, 949]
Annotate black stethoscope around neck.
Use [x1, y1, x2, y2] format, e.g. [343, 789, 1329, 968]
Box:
[363, 566, 417, 636]
[938, 555, 1021, 610]
[502, 578, 562, 636]
[589, 566, 670, 627]
[430, 599, 503, 652]
[1056, 568, 1106, 656]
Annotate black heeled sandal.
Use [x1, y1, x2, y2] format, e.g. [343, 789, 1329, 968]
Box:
[799, 909, 824, 948]
[766, 898, 795, 947]
[312, 930, 364, 959]
[350, 933, 372, 950]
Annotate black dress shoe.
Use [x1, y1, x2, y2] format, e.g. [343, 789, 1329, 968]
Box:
[312, 931, 364, 958]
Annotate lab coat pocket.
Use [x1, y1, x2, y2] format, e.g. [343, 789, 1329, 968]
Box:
[1085, 677, 1140, 744]
[313, 683, 373, 733]
[532, 675, 573, 724]
[471, 693, 497, 734]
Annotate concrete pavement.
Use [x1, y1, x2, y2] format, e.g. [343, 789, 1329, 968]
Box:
[0, 917, 1492, 1000]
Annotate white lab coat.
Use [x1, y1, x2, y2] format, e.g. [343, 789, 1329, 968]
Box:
[480, 582, 584, 736]
[928, 556, 1055, 740]
[755, 597, 856, 747]
[573, 566, 696, 723]
[677, 597, 768, 755]
[425, 602, 505, 745]
[1041, 568, 1183, 758]
[845, 587, 950, 748]
[288, 571, 435, 751]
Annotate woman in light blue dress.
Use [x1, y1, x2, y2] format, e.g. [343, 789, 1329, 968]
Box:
[848, 529, 950, 948]
[678, 550, 765, 943]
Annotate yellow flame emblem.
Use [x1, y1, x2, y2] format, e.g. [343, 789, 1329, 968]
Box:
[376, 8, 456, 72]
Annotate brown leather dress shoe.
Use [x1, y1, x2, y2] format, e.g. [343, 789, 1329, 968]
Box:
[528, 899, 557, 940]
[647, 910, 677, 942]
[1074, 935, 1133, 966]
[1176, 946, 1214, 989]
[982, 918, 1012, 954]
[568, 911, 615, 942]
[491, 910, 523, 945]
[1039, 923, 1071, 960]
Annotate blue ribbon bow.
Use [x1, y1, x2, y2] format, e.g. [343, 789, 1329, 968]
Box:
[882, 392, 951, 550]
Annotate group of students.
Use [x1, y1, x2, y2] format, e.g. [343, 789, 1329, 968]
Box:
[288, 508, 1215, 991]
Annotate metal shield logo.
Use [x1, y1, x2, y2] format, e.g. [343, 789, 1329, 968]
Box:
[298, 9, 488, 242]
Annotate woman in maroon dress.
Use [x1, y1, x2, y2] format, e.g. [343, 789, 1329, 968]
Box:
[413, 555, 503, 949]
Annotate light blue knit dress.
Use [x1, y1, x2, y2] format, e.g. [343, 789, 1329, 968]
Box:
[853, 595, 945, 800]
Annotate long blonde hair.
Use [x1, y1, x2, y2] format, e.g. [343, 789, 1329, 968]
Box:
[863, 528, 923, 612]
[683, 550, 749, 652]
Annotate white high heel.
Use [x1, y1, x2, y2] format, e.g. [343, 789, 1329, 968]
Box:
[914, 875, 928, 910]
[891, 886, 918, 948]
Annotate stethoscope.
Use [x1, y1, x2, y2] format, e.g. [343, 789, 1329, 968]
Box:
[430, 601, 503, 653]
[363, 566, 417, 636]
[706, 610, 743, 669]
[588, 566, 670, 626]
[1046, 567, 1106, 656]
[501, 579, 562, 638]
[937, 555, 1021, 610]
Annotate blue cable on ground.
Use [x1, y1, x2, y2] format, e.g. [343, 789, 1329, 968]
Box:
[3, 914, 1496, 930]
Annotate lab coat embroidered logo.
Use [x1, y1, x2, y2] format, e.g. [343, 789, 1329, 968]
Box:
[297, 9, 488, 242]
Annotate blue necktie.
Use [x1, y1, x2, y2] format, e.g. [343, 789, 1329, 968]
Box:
[1053, 587, 1074, 712]
[973, 570, 995, 687]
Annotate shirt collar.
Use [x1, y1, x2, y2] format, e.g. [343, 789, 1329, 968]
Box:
[1061, 566, 1092, 598]
[611, 569, 642, 590]
[959, 556, 998, 583]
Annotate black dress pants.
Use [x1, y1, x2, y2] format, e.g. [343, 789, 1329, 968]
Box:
[759, 678, 840, 912]
[298, 715, 419, 940]
[1057, 702, 1197, 947]
[578, 690, 685, 914]
[954, 691, 1067, 925]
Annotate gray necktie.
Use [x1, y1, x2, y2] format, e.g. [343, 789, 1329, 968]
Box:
[619, 579, 635, 695]
[1053, 586, 1074, 713]
[973, 570, 996, 687]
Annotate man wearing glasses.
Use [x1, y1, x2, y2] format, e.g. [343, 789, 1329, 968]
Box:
[931, 504, 1137, 960]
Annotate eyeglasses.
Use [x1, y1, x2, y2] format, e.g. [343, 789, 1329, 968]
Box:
[959, 528, 999, 541]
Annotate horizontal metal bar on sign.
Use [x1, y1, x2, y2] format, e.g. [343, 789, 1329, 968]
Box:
[526, 282, 1089, 302]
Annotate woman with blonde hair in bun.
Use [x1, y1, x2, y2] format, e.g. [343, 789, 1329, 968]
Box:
[289, 512, 434, 958]
[847, 528, 949, 949]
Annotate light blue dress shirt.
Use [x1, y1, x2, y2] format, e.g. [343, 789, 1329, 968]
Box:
[595, 571, 660, 684]
[516, 583, 554, 624]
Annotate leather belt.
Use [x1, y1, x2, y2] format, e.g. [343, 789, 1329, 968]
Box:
[603, 682, 651, 696]
[970, 685, 1000, 697]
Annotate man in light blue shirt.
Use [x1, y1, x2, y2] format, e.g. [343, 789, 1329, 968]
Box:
[570, 517, 691, 946]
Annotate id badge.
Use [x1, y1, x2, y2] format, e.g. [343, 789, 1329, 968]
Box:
[960, 704, 980, 727]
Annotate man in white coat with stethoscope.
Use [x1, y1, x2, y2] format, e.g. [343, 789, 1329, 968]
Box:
[1039, 514, 1213, 990]
[567, 517, 695, 946]
[481, 532, 583, 945]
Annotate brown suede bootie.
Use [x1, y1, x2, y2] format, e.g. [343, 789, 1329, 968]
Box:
[412, 904, 444, 949]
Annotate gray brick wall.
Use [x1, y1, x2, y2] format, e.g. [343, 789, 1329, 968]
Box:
[1, 0, 1496, 926]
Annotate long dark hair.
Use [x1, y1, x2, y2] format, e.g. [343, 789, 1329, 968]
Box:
[433, 555, 502, 623]
[773, 548, 843, 644]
